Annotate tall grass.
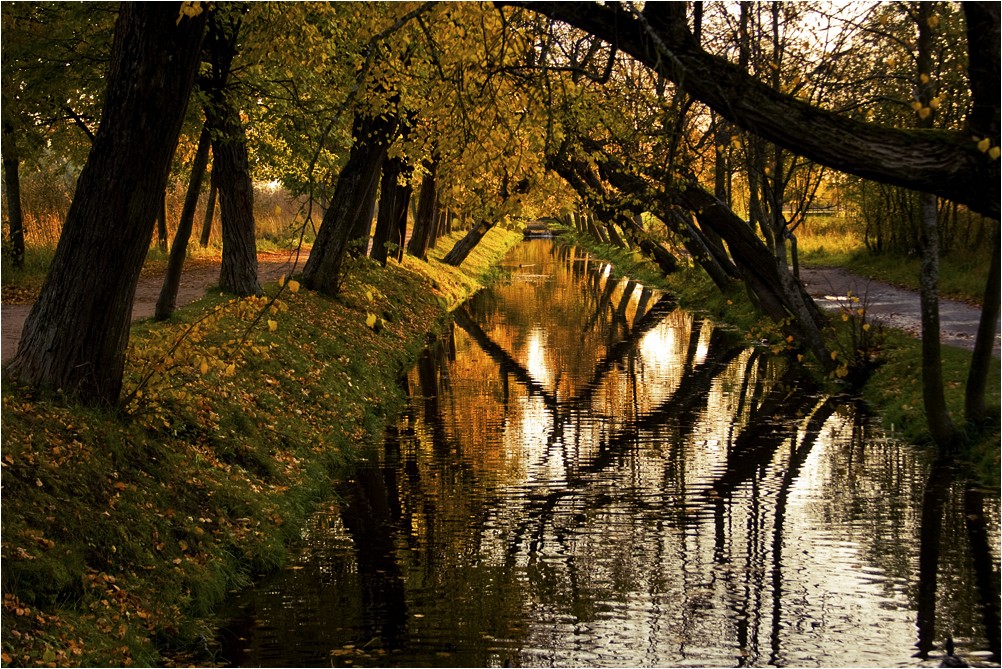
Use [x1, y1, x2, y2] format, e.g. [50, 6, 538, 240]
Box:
[2, 173, 309, 292]
[796, 213, 993, 305]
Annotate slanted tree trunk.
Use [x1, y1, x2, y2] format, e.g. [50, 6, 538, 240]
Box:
[205, 10, 258, 296]
[7, 3, 206, 404]
[302, 110, 395, 294]
[1, 100, 25, 269]
[443, 220, 494, 266]
[156, 123, 212, 320]
[965, 221, 1000, 425]
[371, 155, 411, 265]
[407, 158, 439, 260]
[199, 171, 217, 247]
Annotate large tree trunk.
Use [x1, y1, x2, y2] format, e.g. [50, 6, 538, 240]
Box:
[301, 111, 395, 295]
[442, 220, 494, 266]
[407, 158, 439, 260]
[965, 221, 1000, 425]
[371, 155, 411, 265]
[7, 3, 206, 404]
[503, 1, 999, 218]
[1, 100, 25, 269]
[156, 123, 212, 320]
[206, 12, 258, 296]
[199, 171, 217, 247]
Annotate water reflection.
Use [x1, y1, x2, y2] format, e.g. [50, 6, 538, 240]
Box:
[220, 240, 999, 668]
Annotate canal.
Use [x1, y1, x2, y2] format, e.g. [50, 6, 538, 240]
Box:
[219, 240, 999, 667]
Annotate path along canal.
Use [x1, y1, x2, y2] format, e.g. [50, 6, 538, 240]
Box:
[218, 240, 999, 668]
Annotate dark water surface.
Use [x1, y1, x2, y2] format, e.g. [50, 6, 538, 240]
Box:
[219, 241, 999, 668]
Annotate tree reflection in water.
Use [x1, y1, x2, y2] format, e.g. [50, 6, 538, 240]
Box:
[220, 241, 999, 668]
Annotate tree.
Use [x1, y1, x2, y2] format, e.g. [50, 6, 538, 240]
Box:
[7, 2, 207, 404]
[155, 123, 212, 320]
[499, 2, 999, 219]
[205, 7, 260, 296]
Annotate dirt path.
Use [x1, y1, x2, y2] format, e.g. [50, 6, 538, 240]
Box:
[1, 250, 307, 363]
[800, 266, 999, 356]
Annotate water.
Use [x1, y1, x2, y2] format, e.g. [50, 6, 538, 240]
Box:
[219, 240, 999, 668]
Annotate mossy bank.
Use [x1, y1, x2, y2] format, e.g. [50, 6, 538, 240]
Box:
[0, 228, 523, 667]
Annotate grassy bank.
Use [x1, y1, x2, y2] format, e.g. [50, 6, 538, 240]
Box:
[0, 228, 523, 667]
[556, 230, 1000, 484]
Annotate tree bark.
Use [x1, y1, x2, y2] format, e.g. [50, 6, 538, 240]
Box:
[407, 158, 439, 260]
[156, 122, 212, 320]
[371, 155, 411, 265]
[301, 110, 395, 294]
[1, 100, 25, 269]
[7, 3, 206, 404]
[965, 221, 1000, 425]
[155, 192, 168, 252]
[205, 11, 258, 296]
[443, 220, 495, 266]
[501, 1, 1000, 218]
[199, 171, 217, 247]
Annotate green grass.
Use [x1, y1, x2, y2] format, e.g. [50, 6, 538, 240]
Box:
[0, 227, 523, 667]
[796, 215, 992, 305]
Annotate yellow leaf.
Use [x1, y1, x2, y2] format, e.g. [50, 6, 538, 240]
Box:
[977, 137, 991, 152]
[990, 146, 1001, 160]
[199, 360, 209, 375]
[830, 350, 839, 360]
[225, 363, 236, 376]
[919, 73, 930, 84]
[274, 205, 282, 216]
[928, 96, 941, 109]
[857, 308, 865, 316]
[910, 101, 923, 111]
[278, 275, 286, 287]
[927, 14, 939, 28]
[365, 313, 377, 329]
[268, 320, 278, 332]
[366, 290, 374, 302]
[863, 323, 871, 331]
[287, 279, 300, 293]
[917, 107, 932, 119]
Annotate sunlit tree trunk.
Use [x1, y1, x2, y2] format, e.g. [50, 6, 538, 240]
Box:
[7, 3, 206, 404]
[442, 220, 494, 266]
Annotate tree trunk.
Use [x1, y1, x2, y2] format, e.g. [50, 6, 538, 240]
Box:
[1, 100, 25, 269]
[407, 158, 439, 260]
[206, 12, 258, 296]
[155, 192, 169, 252]
[965, 221, 1000, 425]
[156, 123, 212, 320]
[443, 220, 495, 266]
[199, 171, 217, 247]
[371, 155, 412, 265]
[918, 193, 957, 447]
[7, 3, 206, 404]
[302, 110, 395, 295]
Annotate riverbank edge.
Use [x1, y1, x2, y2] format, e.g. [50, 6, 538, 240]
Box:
[0, 228, 524, 667]
[555, 232, 1000, 484]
